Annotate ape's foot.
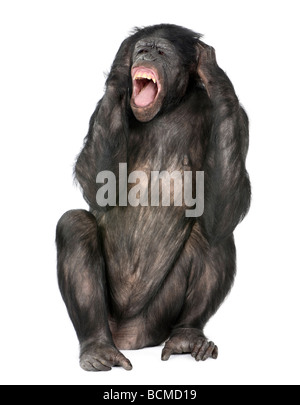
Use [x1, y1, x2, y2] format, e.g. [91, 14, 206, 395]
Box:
[161, 328, 218, 362]
[79, 340, 132, 372]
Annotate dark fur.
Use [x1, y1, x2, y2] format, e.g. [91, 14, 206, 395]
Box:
[56, 24, 250, 371]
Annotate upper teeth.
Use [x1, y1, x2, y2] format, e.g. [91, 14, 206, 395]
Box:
[134, 72, 156, 83]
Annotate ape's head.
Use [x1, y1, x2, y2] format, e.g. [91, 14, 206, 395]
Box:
[128, 25, 201, 122]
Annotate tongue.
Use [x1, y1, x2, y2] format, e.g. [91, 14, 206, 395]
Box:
[135, 81, 157, 107]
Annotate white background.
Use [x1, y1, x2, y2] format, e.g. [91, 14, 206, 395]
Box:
[0, 0, 299, 385]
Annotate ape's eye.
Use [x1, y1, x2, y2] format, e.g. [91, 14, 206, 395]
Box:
[138, 49, 148, 55]
[158, 50, 165, 56]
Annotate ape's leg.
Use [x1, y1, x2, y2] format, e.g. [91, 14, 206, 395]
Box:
[161, 223, 236, 361]
[56, 209, 132, 371]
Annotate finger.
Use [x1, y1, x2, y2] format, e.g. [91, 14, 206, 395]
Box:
[195, 340, 209, 361]
[202, 342, 215, 361]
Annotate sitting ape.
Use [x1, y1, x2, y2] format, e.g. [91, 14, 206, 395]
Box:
[56, 24, 251, 371]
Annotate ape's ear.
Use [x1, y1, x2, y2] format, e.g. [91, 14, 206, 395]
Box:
[106, 36, 134, 91]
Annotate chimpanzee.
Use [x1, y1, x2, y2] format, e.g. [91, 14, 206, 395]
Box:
[56, 24, 251, 371]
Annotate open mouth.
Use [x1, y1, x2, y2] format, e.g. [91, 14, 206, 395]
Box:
[131, 67, 160, 108]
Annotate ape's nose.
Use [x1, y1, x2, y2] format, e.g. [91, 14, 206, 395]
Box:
[140, 52, 157, 62]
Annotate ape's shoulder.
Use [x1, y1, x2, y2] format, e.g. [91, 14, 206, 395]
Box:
[180, 83, 212, 118]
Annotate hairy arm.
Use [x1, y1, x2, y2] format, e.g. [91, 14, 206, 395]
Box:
[75, 38, 132, 210]
[198, 42, 251, 244]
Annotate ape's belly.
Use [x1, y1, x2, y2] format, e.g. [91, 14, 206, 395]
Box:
[99, 205, 192, 319]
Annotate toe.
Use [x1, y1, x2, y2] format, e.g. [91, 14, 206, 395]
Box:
[115, 353, 133, 370]
[212, 345, 218, 359]
[161, 345, 173, 361]
[80, 354, 111, 372]
[195, 340, 209, 361]
[91, 359, 112, 371]
[191, 339, 204, 358]
[202, 342, 215, 361]
[80, 359, 93, 371]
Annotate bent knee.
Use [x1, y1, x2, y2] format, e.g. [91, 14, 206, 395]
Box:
[56, 209, 97, 245]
